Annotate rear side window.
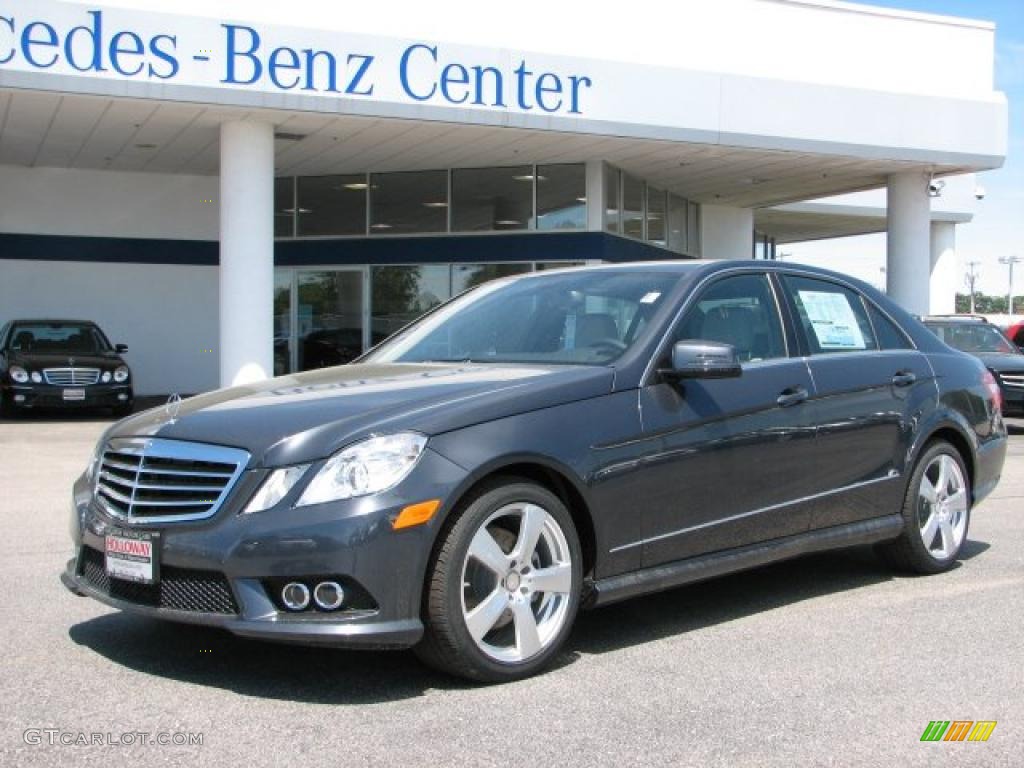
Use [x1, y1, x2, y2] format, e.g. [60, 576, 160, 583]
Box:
[781, 275, 877, 355]
[673, 273, 786, 362]
[865, 302, 913, 350]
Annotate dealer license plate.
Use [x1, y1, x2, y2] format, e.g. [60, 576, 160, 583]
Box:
[63, 388, 86, 401]
[105, 530, 159, 584]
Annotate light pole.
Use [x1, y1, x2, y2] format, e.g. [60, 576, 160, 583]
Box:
[965, 260, 981, 314]
[998, 255, 1021, 315]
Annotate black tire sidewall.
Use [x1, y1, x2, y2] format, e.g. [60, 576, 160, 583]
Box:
[901, 441, 971, 571]
[434, 481, 582, 682]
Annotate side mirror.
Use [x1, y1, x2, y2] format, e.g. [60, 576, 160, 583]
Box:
[660, 340, 742, 380]
[115, 343, 128, 354]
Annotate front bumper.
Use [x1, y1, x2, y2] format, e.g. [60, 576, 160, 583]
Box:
[5, 382, 132, 410]
[61, 447, 468, 649]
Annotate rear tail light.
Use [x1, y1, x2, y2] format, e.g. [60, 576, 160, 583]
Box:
[982, 368, 1002, 413]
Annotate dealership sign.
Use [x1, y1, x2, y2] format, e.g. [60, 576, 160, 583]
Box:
[0, 1, 594, 116]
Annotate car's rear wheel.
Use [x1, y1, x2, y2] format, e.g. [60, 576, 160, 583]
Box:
[878, 440, 970, 574]
[416, 479, 582, 682]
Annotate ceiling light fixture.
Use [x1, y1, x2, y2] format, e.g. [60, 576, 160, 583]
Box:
[422, 201, 449, 208]
[370, 223, 393, 230]
[495, 220, 522, 226]
[512, 174, 547, 182]
[342, 182, 369, 190]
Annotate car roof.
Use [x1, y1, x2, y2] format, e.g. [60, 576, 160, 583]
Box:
[9, 319, 99, 326]
[921, 316, 989, 324]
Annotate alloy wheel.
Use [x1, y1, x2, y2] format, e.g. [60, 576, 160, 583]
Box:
[460, 502, 574, 663]
[916, 454, 968, 560]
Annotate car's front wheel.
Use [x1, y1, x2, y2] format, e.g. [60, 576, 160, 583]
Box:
[879, 440, 971, 574]
[416, 479, 582, 682]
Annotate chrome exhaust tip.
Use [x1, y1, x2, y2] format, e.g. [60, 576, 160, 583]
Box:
[313, 581, 345, 611]
[281, 581, 310, 611]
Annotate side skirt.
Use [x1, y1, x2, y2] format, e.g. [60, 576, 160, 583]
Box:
[585, 515, 904, 608]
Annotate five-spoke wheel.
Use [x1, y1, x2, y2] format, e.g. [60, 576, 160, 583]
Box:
[879, 440, 971, 574]
[416, 480, 582, 682]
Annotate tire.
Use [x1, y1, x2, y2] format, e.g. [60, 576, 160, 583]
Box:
[877, 440, 971, 574]
[415, 478, 583, 683]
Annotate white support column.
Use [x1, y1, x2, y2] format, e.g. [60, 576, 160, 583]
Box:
[929, 221, 957, 315]
[699, 205, 754, 260]
[886, 171, 931, 315]
[219, 120, 274, 387]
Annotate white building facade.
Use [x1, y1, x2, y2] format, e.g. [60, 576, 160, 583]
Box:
[0, 0, 1008, 394]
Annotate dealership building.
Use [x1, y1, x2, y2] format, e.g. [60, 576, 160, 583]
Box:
[0, 0, 1008, 395]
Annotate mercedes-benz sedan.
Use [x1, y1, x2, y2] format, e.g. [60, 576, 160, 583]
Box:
[62, 261, 1006, 682]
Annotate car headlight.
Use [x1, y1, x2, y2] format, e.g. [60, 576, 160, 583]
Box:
[10, 366, 29, 383]
[243, 465, 310, 514]
[296, 433, 428, 507]
[113, 366, 129, 383]
[30, 371, 42, 383]
[101, 371, 112, 383]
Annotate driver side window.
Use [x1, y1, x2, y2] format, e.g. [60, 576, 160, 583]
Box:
[673, 274, 787, 362]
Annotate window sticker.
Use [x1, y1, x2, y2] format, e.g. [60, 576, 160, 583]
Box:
[797, 290, 866, 350]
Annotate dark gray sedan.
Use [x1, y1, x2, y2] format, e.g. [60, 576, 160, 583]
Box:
[62, 261, 1007, 682]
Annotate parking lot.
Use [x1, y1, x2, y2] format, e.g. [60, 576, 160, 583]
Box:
[0, 414, 1020, 767]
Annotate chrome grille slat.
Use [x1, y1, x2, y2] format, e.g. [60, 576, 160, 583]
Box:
[43, 367, 101, 386]
[1000, 374, 1024, 388]
[94, 438, 249, 523]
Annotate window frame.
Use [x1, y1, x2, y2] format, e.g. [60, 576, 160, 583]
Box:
[777, 273, 888, 358]
[654, 270, 793, 374]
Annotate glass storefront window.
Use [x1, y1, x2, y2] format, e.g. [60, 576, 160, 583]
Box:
[371, 265, 452, 345]
[296, 270, 365, 370]
[273, 270, 293, 376]
[604, 166, 620, 234]
[296, 174, 367, 236]
[622, 174, 644, 239]
[646, 186, 666, 246]
[274, 177, 294, 238]
[668, 193, 688, 254]
[452, 263, 532, 294]
[452, 166, 533, 232]
[370, 171, 448, 234]
[687, 201, 701, 255]
[536, 164, 586, 231]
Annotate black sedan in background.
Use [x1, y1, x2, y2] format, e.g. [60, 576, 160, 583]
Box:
[0, 319, 133, 417]
[61, 262, 1006, 682]
[923, 316, 1024, 417]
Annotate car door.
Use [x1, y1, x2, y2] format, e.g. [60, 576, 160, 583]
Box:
[636, 271, 819, 567]
[776, 273, 934, 529]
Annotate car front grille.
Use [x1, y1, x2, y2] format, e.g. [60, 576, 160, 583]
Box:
[43, 367, 100, 385]
[80, 547, 238, 614]
[95, 438, 249, 523]
[1000, 373, 1024, 389]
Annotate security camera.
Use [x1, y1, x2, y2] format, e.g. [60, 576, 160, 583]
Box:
[975, 185, 986, 201]
[928, 179, 945, 197]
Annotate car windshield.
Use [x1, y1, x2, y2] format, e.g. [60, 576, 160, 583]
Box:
[364, 270, 684, 365]
[927, 322, 1017, 355]
[8, 323, 111, 355]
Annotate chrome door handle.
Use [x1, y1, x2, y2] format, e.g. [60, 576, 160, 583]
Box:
[777, 386, 809, 407]
[892, 371, 917, 387]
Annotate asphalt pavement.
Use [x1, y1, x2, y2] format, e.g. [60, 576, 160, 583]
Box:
[0, 412, 1021, 767]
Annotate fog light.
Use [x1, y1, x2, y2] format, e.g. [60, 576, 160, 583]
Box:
[30, 372, 42, 383]
[117, 393, 128, 401]
[313, 581, 345, 611]
[14, 395, 26, 403]
[281, 582, 310, 611]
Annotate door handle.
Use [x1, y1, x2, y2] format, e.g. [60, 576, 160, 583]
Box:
[777, 386, 809, 407]
[891, 371, 917, 387]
